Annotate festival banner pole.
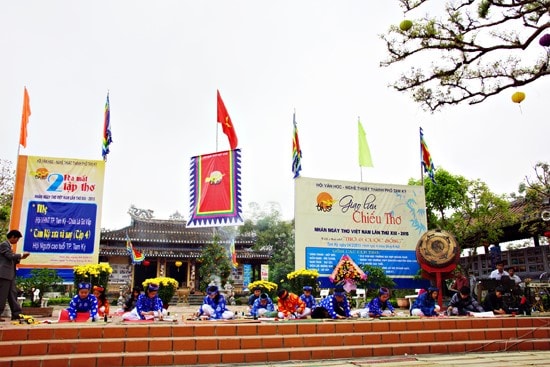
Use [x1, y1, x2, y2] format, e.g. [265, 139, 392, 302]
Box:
[10, 87, 32, 233]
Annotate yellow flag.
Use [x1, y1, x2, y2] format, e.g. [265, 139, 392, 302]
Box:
[358, 120, 373, 167]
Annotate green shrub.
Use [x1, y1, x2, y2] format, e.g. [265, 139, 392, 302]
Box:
[46, 297, 72, 305]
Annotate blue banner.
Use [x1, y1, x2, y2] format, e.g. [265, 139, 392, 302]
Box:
[306, 247, 419, 276]
[23, 201, 97, 254]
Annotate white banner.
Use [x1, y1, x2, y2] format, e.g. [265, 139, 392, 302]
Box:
[295, 177, 427, 279]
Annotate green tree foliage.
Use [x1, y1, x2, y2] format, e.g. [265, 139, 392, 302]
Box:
[356, 265, 396, 299]
[514, 162, 550, 236]
[381, 0, 550, 111]
[239, 202, 295, 285]
[0, 160, 15, 234]
[409, 168, 516, 248]
[409, 168, 469, 229]
[16, 268, 63, 307]
[449, 179, 517, 248]
[197, 234, 232, 292]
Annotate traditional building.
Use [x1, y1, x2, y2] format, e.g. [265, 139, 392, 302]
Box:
[99, 206, 270, 293]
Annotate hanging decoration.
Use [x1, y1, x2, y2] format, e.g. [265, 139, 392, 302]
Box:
[511, 91, 525, 114]
[511, 91, 525, 104]
[399, 19, 413, 31]
[175, 261, 183, 272]
[188, 149, 243, 227]
[143, 260, 150, 267]
[539, 34, 550, 47]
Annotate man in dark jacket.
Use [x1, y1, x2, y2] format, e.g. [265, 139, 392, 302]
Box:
[0, 230, 30, 321]
[482, 286, 509, 315]
[447, 286, 484, 315]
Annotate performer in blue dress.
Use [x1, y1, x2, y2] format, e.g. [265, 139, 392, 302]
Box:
[299, 285, 317, 311]
[311, 286, 351, 319]
[251, 293, 277, 318]
[411, 287, 441, 316]
[365, 287, 396, 317]
[59, 282, 99, 322]
[197, 285, 234, 320]
[122, 283, 166, 321]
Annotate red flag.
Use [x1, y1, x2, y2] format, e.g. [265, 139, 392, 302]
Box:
[20, 87, 31, 148]
[216, 90, 238, 149]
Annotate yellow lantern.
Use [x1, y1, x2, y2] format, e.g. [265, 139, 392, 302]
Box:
[175, 260, 183, 272]
[399, 20, 413, 31]
[511, 91, 525, 104]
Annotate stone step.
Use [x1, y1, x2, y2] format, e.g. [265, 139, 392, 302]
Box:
[0, 317, 548, 367]
[168, 293, 204, 306]
[2, 339, 550, 367]
[1, 327, 549, 357]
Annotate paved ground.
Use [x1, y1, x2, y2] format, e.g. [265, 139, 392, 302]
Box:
[211, 351, 550, 367]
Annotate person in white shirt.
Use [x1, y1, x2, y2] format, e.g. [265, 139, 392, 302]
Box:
[489, 260, 509, 280]
[506, 267, 522, 286]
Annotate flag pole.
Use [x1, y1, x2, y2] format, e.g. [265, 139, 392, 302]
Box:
[215, 90, 219, 152]
[11, 87, 31, 233]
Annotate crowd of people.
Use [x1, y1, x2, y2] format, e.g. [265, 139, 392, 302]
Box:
[190, 259, 533, 321]
[57, 282, 169, 322]
[2, 229, 533, 323]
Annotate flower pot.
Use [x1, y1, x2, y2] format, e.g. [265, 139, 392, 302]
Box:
[21, 307, 54, 317]
[396, 298, 409, 309]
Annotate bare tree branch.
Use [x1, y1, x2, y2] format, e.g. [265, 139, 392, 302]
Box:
[381, 0, 550, 112]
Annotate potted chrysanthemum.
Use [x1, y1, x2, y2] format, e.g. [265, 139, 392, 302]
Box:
[142, 277, 178, 309]
[73, 263, 113, 291]
[285, 268, 319, 296]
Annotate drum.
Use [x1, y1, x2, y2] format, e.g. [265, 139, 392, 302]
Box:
[416, 230, 460, 269]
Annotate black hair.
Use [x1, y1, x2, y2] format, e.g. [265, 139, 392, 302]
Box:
[277, 288, 288, 299]
[7, 230, 22, 239]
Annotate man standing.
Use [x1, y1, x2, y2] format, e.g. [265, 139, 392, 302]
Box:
[0, 230, 30, 321]
[489, 260, 509, 280]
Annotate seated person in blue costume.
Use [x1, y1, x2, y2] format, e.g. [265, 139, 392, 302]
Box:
[251, 293, 277, 318]
[196, 285, 235, 320]
[122, 283, 166, 321]
[365, 287, 396, 318]
[58, 282, 99, 322]
[311, 286, 351, 319]
[247, 287, 262, 314]
[411, 287, 441, 316]
[299, 285, 317, 311]
[447, 286, 484, 316]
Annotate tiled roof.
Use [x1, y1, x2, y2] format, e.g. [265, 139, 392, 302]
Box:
[100, 216, 270, 259]
[101, 217, 255, 245]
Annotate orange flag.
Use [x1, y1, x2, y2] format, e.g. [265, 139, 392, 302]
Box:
[216, 90, 238, 150]
[20, 87, 31, 148]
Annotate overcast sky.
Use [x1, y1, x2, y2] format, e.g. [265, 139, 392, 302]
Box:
[1, 1, 548, 230]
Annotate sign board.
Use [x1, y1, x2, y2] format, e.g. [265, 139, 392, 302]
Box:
[295, 177, 427, 283]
